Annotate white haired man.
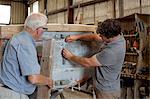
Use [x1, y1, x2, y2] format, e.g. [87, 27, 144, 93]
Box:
[0, 13, 53, 99]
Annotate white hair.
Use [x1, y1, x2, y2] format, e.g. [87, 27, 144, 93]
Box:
[24, 13, 48, 31]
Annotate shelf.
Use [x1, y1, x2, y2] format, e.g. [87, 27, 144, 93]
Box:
[124, 61, 137, 65]
[121, 73, 135, 79]
[136, 74, 150, 80]
[124, 34, 136, 37]
[125, 52, 138, 56]
[121, 73, 150, 80]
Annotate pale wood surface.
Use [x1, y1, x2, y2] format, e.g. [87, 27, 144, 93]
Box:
[37, 39, 54, 99]
[0, 25, 23, 37]
[47, 24, 97, 32]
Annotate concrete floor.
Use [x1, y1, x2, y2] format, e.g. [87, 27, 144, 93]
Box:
[57, 89, 93, 99]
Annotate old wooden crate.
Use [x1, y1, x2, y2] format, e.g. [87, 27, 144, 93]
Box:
[37, 24, 99, 99]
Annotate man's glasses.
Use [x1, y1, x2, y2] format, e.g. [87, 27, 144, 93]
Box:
[42, 27, 48, 31]
[36, 27, 48, 32]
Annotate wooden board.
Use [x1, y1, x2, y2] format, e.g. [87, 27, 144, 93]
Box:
[37, 39, 54, 99]
[83, 5, 94, 24]
[57, 12, 67, 24]
[95, 2, 109, 22]
[47, 0, 57, 12]
[46, 24, 97, 32]
[0, 24, 23, 37]
[48, 14, 58, 23]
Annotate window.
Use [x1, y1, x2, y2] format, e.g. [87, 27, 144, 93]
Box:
[33, 1, 39, 13]
[28, 7, 31, 16]
[0, 5, 11, 24]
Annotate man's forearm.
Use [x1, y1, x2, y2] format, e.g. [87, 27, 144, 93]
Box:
[76, 33, 102, 41]
[28, 74, 51, 86]
[70, 55, 91, 67]
[69, 55, 101, 67]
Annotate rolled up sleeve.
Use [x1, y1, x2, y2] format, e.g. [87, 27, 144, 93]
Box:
[17, 43, 41, 76]
[96, 49, 117, 66]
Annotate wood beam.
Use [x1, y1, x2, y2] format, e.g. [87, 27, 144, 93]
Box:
[47, 8, 67, 16]
[118, 0, 124, 17]
[70, 0, 109, 9]
[12, 0, 27, 4]
[46, 24, 97, 32]
[37, 40, 54, 99]
[139, 0, 142, 14]
[28, 0, 37, 4]
[47, 0, 109, 16]
[112, 0, 116, 18]
[68, 0, 74, 24]
[44, 0, 47, 10]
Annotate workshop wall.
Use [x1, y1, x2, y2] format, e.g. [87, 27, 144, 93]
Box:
[0, 0, 149, 24]
[45, 0, 150, 24]
[0, 0, 26, 24]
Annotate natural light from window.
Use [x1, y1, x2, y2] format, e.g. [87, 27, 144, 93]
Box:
[28, 7, 31, 16]
[0, 5, 11, 24]
[33, 1, 39, 13]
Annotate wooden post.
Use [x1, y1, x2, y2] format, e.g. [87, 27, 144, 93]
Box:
[120, 87, 127, 99]
[148, 28, 150, 72]
[118, 0, 124, 17]
[134, 80, 141, 99]
[139, 0, 142, 14]
[37, 39, 54, 99]
[127, 87, 133, 99]
[112, 0, 116, 18]
[68, 0, 74, 24]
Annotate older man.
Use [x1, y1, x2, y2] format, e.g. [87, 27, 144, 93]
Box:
[62, 19, 126, 99]
[0, 13, 53, 99]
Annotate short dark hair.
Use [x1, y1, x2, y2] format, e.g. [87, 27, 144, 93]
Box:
[96, 19, 121, 38]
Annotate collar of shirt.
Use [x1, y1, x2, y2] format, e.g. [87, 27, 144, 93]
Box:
[105, 35, 124, 46]
[22, 31, 36, 47]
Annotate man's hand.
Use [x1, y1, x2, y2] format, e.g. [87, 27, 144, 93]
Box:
[28, 75, 53, 89]
[47, 78, 53, 89]
[65, 35, 79, 42]
[62, 48, 74, 60]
